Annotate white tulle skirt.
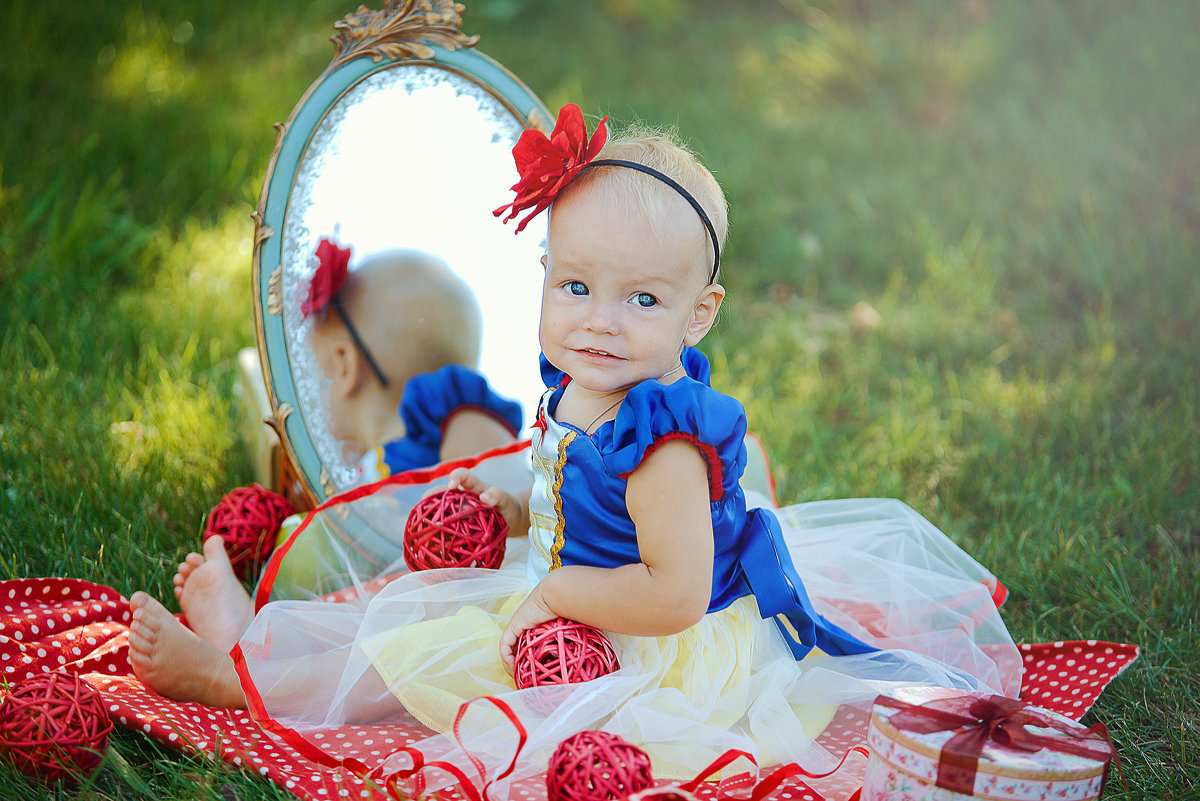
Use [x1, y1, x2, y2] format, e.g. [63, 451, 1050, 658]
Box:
[240, 452, 1020, 801]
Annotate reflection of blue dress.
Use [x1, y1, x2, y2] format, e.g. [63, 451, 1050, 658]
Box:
[358, 365, 523, 481]
[530, 347, 874, 660]
[240, 348, 1021, 799]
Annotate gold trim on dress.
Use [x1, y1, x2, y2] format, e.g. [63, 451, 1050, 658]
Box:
[548, 430, 575, 571]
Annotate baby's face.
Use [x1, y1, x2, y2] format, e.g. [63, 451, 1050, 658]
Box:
[539, 184, 710, 397]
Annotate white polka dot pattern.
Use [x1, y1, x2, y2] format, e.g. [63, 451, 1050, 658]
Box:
[0, 578, 1137, 801]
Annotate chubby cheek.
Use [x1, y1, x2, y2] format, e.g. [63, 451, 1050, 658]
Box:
[334, 426, 364, 462]
[537, 298, 565, 351]
[536, 309, 551, 355]
[537, 328, 566, 375]
[322, 394, 356, 456]
[326, 399, 349, 443]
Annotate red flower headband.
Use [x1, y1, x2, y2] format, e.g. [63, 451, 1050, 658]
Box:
[301, 237, 389, 386]
[494, 103, 721, 282]
[493, 103, 608, 234]
[301, 237, 351, 318]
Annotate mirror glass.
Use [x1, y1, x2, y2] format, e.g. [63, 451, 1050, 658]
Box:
[284, 67, 545, 491]
[254, 31, 550, 505]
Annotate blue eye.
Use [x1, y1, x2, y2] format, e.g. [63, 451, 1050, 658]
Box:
[565, 281, 589, 296]
[632, 292, 658, 308]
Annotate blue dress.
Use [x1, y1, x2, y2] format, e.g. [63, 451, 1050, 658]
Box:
[529, 347, 875, 660]
[358, 365, 523, 481]
[239, 349, 1021, 799]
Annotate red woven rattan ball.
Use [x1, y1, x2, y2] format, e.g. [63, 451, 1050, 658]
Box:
[0, 671, 113, 783]
[546, 730, 653, 801]
[202, 484, 295, 579]
[403, 488, 508, 571]
[513, 617, 620, 690]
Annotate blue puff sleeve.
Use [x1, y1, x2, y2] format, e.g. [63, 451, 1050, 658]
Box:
[400, 365, 523, 449]
[603, 374, 748, 503]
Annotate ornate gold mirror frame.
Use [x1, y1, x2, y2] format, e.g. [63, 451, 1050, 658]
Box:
[248, 0, 550, 511]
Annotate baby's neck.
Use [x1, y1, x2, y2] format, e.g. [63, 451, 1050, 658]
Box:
[353, 395, 408, 453]
[558, 359, 687, 433]
[377, 413, 408, 446]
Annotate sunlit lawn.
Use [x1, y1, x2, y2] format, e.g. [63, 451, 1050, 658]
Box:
[1, 1, 1197, 798]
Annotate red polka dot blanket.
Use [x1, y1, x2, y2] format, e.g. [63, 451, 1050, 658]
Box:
[0, 578, 1137, 801]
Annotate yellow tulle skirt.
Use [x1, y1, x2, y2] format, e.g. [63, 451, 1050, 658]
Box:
[241, 494, 1020, 801]
[370, 593, 836, 778]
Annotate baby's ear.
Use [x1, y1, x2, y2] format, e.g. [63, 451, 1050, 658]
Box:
[329, 339, 367, 398]
[684, 283, 726, 346]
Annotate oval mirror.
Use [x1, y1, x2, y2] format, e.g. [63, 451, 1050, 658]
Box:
[251, 2, 550, 509]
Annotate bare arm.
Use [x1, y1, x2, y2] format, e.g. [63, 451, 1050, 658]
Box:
[499, 438, 714, 667]
[439, 409, 517, 463]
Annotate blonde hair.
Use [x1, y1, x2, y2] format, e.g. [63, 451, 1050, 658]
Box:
[314, 250, 482, 388]
[561, 123, 728, 281]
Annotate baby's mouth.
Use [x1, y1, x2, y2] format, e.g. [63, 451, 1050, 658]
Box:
[577, 347, 620, 359]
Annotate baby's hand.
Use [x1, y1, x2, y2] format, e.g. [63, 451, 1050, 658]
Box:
[445, 467, 488, 496]
[445, 468, 525, 536]
[499, 583, 559, 672]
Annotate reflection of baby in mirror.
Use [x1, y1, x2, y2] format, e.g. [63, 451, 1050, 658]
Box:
[303, 240, 523, 482]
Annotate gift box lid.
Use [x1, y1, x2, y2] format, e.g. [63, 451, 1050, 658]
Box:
[869, 688, 1112, 787]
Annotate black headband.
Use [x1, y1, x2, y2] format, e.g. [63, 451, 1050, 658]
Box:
[579, 158, 721, 284]
[331, 293, 389, 387]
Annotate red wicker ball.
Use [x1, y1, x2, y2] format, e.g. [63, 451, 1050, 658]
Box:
[403, 488, 508, 571]
[202, 484, 295, 579]
[546, 730, 654, 801]
[513, 617, 620, 690]
[0, 671, 113, 783]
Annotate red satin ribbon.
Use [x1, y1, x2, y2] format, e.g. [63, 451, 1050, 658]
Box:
[254, 437, 532, 613]
[369, 695, 528, 801]
[680, 744, 869, 800]
[234, 667, 870, 801]
[874, 694, 1114, 795]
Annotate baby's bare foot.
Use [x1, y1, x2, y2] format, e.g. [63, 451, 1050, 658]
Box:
[172, 551, 205, 601]
[174, 537, 254, 652]
[128, 592, 246, 709]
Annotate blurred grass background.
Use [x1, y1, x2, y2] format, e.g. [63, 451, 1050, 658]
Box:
[1, 0, 1196, 797]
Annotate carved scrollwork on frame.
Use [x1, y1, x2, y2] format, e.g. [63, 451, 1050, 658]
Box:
[319, 467, 339, 502]
[330, 0, 479, 69]
[266, 265, 284, 315]
[265, 402, 293, 437]
[255, 223, 275, 254]
[251, 210, 275, 252]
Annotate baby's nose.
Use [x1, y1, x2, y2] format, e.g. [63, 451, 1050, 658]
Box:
[584, 302, 620, 333]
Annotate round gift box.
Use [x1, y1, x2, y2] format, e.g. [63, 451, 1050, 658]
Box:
[862, 691, 1111, 801]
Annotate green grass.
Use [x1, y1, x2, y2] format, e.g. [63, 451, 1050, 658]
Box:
[2, 0, 1197, 797]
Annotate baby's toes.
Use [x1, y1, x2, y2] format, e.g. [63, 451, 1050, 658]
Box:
[128, 618, 157, 655]
[177, 552, 204, 576]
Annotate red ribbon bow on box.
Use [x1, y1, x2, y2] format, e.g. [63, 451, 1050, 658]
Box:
[876, 694, 1115, 795]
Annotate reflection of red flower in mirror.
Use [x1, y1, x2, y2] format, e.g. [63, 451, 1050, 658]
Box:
[301, 237, 351, 318]
[494, 103, 608, 233]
